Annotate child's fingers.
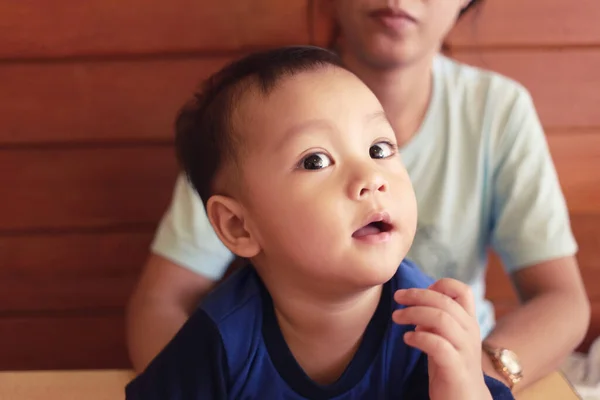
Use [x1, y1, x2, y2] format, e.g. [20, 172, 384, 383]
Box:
[403, 331, 458, 369]
[427, 278, 476, 318]
[394, 287, 472, 331]
[392, 306, 465, 350]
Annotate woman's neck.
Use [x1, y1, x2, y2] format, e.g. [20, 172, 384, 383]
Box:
[269, 280, 383, 385]
[341, 52, 435, 147]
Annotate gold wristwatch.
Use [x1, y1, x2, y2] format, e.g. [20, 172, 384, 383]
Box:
[482, 343, 523, 390]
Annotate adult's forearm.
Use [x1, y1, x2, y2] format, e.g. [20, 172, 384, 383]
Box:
[481, 291, 590, 392]
[126, 298, 190, 373]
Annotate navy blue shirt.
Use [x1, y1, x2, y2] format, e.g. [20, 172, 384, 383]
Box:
[126, 260, 513, 399]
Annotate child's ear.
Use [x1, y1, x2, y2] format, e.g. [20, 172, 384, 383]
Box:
[206, 195, 260, 258]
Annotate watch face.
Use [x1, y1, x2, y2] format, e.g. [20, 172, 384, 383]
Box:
[499, 349, 522, 375]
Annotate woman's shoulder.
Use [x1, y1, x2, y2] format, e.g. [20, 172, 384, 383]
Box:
[432, 54, 539, 142]
[434, 54, 533, 111]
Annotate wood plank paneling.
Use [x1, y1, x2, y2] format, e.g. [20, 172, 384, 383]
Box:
[4, 52, 598, 145]
[572, 216, 600, 301]
[453, 50, 600, 130]
[573, 228, 600, 303]
[485, 252, 517, 303]
[309, 0, 333, 48]
[548, 133, 600, 214]
[0, 313, 129, 371]
[0, 0, 310, 59]
[1, 0, 598, 372]
[581, 305, 600, 353]
[449, 0, 600, 48]
[0, 232, 152, 312]
[0, 146, 178, 231]
[0, 58, 229, 144]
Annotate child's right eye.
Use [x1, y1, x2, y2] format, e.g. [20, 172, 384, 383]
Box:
[299, 153, 332, 170]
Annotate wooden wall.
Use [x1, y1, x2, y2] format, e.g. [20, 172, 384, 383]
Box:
[0, 0, 598, 370]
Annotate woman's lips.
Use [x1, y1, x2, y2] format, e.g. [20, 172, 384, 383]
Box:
[369, 8, 417, 33]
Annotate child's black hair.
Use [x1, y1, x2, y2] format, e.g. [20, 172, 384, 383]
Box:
[175, 46, 344, 206]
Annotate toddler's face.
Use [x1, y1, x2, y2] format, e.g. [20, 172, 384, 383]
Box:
[232, 67, 418, 290]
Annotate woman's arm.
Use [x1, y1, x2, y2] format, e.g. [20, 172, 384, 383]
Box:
[483, 84, 590, 391]
[126, 175, 235, 373]
[126, 254, 219, 373]
[482, 256, 590, 392]
[126, 308, 229, 399]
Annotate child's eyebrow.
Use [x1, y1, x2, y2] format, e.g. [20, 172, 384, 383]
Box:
[277, 110, 388, 150]
[366, 110, 389, 126]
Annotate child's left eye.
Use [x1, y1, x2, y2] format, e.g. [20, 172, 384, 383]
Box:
[299, 152, 332, 170]
[370, 141, 396, 159]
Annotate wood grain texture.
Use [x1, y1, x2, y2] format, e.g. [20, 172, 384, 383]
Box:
[0, 0, 310, 59]
[0, 232, 152, 312]
[1, 146, 178, 231]
[0, 313, 129, 371]
[448, 0, 600, 48]
[4, 52, 598, 145]
[0, 58, 229, 144]
[0, 370, 134, 400]
[583, 305, 600, 352]
[1, 0, 599, 372]
[548, 133, 600, 215]
[0, 370, 576, 400]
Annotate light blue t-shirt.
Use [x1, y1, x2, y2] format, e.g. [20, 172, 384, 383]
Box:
[151, 55, 577, 338]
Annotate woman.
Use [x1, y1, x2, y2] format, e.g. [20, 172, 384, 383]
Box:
[127, 0, 590, 392]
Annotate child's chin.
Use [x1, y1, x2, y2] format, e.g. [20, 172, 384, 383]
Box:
[356, 262, 401, 285]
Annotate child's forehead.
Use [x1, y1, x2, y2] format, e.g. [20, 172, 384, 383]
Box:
[238, 68, 368, 123]
[233, 68, 381, 148]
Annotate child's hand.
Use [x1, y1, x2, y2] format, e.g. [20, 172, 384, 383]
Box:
[392, 278, 493, 400]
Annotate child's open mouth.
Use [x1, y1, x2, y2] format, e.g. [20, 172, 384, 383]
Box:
[352, 212, 394, 242]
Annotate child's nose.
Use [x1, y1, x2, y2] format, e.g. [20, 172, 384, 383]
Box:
[349, 168, 388, 200]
